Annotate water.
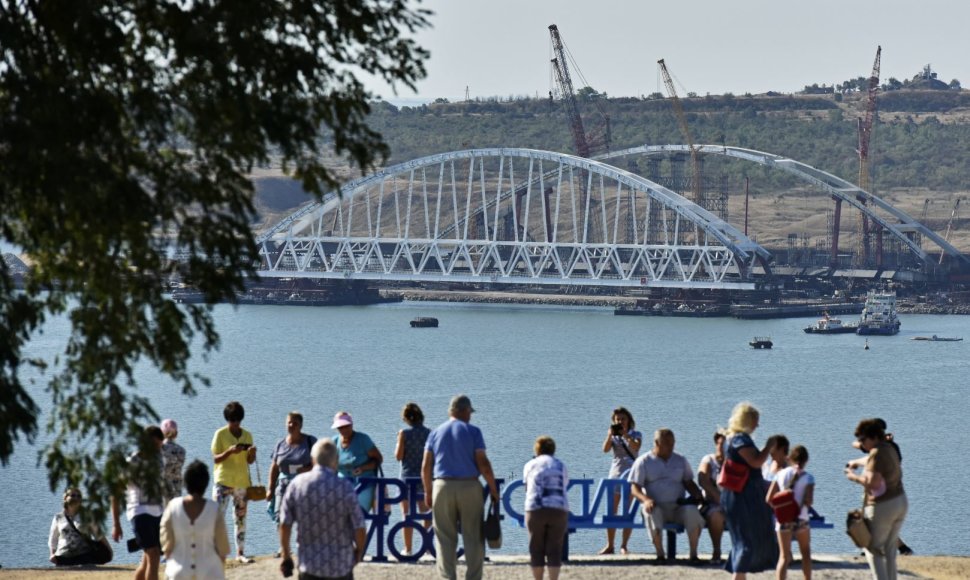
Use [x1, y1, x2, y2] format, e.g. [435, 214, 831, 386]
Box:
[3, 302, 968, 567]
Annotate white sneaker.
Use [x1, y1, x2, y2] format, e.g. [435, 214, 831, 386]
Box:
[236, 555, 255, 564]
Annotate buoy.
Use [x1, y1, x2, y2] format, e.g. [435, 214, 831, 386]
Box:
[864, 339, 870, 350]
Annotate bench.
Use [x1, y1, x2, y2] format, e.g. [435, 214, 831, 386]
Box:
[501, 479, 835, 561]
[662, 509, 835, 560]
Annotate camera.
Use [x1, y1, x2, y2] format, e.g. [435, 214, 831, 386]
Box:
[281, 557, 294, 578]
[610, 423, 623, 435]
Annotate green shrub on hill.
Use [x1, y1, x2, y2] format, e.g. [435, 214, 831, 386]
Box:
[367, 93, 970, 192]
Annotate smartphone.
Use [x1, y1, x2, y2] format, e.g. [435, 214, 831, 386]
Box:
[237, 443, 252, 449]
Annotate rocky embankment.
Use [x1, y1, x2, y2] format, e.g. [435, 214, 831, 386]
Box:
[898, 302, 970, 315]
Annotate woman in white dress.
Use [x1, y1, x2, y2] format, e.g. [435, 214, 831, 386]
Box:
[161, 460, 230, 579]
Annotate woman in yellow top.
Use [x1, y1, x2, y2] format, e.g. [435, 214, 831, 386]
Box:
[211, 401, 257, 564]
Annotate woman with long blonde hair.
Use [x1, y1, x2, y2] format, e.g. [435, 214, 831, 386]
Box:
[722, 402, 778, 579]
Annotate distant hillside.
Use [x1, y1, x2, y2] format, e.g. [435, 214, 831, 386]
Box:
[250, 91, 970, 252]
[368, 91, 970, 192]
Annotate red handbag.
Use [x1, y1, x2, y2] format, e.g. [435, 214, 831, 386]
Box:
[717, 458, 749, 492]
[769, 471, 803, 523]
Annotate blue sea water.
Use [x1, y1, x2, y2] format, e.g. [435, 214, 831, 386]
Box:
[2, 302, 968, 568]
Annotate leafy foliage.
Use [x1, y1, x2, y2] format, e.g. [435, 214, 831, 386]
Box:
[0, 0, 427, 527]
[370, 92, 970, 192]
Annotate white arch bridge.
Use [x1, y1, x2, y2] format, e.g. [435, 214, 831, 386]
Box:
[257, 147, 966, 290]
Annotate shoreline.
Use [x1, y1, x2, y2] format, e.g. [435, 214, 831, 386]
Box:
[3, 554, 968, 579]
[385, 289, 970, 315]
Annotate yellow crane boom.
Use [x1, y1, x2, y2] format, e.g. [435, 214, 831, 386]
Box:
[658, 59, 702, 205]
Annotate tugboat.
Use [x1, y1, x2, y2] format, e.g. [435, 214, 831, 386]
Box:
[749, 336, 773, 349]
[410, 317, 439, 328]
[803, 313, 859, 334]
[856, 291, 901, 336]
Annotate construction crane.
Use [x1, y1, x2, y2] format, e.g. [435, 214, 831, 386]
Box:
[549, 24, 591, 159]
[856, 46, 881, 266]
[940, 198, 962, 264]
[548, 24, 613, 243]
[657, 59, 702, 206]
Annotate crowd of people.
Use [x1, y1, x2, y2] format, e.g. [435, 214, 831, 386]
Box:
[47, 398, 909, 580]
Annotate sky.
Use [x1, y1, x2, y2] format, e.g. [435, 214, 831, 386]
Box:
[367, 0, 970, 103]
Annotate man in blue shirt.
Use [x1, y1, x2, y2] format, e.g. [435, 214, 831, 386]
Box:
[422, 395, 499, 580]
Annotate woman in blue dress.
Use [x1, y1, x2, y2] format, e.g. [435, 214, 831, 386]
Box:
[722, 402, 778, 578]
[266, 412, 317, 526]
[394, 402, 431, 556]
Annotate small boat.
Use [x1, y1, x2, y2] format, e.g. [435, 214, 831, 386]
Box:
[749, 336, 773, 349]
[911, 335, 963, 342]
[410, 317, 439, 328]
[803, 313, 859, 334]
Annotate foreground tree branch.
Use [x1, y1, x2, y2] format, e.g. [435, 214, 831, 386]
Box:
[0, 0, 428, 527]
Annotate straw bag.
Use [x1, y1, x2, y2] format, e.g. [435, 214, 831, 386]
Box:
[846, 508, 871, 548]
[246, 461, 267, 501]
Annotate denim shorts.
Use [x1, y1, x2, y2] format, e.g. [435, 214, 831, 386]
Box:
[778, 518, 809, 532]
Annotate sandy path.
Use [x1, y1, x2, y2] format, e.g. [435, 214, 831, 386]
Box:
[4, 554, 967, 579]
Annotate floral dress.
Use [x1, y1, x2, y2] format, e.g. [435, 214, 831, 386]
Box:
[162, 440, 186, 504]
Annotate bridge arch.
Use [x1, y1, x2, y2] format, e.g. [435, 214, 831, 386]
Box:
[258, 148, 771, 289]
[598, 144, 969, 267]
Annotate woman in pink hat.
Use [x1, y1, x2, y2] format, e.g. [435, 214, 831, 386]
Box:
[331, 411, 383, 511]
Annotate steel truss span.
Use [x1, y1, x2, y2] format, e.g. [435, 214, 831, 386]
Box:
[258, 149, 770, 289]
[599, 145, 970, 266]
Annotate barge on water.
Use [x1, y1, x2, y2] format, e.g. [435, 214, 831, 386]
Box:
[732, 301, 863, 320]
[912, 335, 962, 342]
[614, 303, 728, 317]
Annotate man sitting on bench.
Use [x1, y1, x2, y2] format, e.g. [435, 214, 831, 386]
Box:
[628, 429, 705, 563]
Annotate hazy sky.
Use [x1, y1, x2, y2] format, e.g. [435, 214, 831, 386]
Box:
[368, 0, 969, 102]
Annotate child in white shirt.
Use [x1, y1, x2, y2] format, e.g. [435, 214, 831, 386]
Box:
[766, 445, 814, 580]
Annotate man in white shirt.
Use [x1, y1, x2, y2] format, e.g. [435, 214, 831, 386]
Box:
[628, 428, 705, 562]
